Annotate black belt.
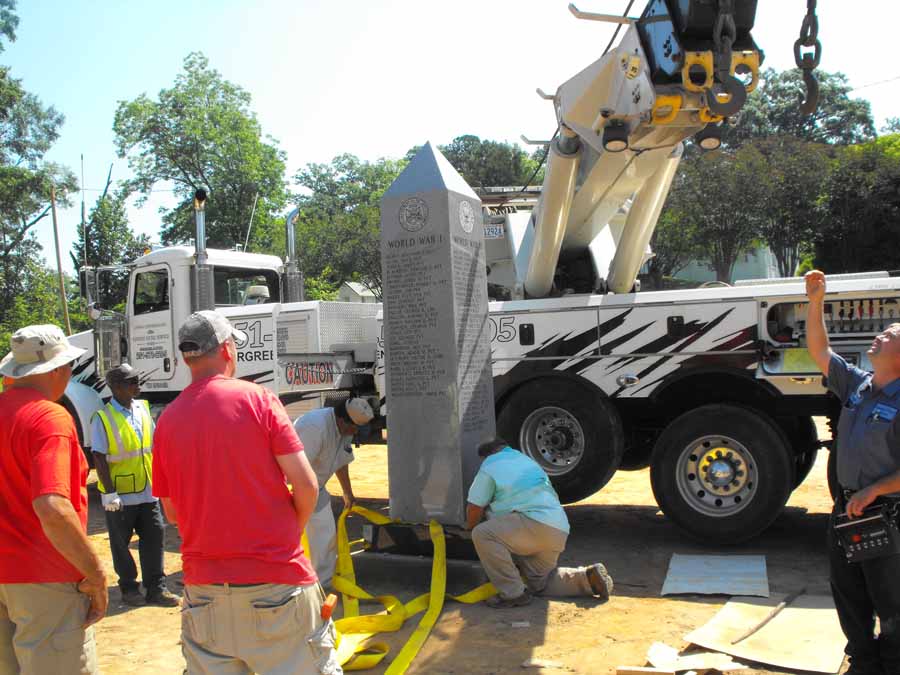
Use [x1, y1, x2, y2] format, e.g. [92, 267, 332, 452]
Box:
[210, 582, 265, 587]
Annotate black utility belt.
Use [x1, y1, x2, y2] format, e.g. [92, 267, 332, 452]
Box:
[834, 501, 900, 563]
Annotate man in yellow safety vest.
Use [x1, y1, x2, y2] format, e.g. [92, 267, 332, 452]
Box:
[91, 364, 178, 607]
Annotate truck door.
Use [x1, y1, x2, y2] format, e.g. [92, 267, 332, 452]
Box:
[128, 264, 176, 382]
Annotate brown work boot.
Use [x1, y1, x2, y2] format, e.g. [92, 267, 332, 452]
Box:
[586, 563, 614, 600]
[485, 590, 532, 609]
[146, 589, 181, 607]
[121, 589, 146, 607]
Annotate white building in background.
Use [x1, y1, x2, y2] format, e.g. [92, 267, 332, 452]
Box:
[672, 244, 782, 284]
[338, 281, 378, 303]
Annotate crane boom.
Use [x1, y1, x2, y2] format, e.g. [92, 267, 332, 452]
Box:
[485, 0, 764, 299]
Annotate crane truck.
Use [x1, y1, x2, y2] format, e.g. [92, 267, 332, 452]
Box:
[439, 0, 896, 544]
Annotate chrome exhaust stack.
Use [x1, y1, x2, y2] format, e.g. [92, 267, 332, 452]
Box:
[283, 208, 305, 302]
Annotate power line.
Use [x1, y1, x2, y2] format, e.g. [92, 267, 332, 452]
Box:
[849, 75, 900, 92]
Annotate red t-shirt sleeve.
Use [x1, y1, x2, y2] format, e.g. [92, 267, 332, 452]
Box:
[29, 408, 77, 501]
[151, 419, 170, 498]
[264, 390, 304, 457]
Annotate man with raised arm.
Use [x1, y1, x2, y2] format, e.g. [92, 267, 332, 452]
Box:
[805, 269, 900, 675]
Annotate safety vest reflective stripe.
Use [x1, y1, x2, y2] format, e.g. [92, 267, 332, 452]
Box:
[95, 400, 153, 495]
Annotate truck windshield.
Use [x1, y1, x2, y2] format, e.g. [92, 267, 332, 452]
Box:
[214, 267, 280, 307]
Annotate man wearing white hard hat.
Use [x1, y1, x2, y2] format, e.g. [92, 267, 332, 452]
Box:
[0, 324, 107, 674]
[294, 397, 375, 587]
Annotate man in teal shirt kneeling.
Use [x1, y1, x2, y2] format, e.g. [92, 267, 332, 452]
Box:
[466, 438, 614, 608]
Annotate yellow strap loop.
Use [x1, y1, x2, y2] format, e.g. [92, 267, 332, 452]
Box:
[330, 505, 497, 672]
[681, 51, 714, 92]
[651, 94, 682, 125]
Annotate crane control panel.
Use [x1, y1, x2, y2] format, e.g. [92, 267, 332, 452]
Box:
[766, 297, 900, 345]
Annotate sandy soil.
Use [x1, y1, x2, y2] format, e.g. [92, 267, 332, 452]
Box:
[89, 419, 842, 674]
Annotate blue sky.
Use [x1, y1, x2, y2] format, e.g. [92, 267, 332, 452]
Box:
[5, 1, 898, 273]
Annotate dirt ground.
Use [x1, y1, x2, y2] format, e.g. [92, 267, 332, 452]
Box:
[89, 419, 842, 674]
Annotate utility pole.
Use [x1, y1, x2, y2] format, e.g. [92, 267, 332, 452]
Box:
[81, 154, 87, 267]
[50, 186, 72, 334]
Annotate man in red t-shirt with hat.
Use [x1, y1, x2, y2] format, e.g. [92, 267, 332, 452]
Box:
[153, 310, 338, 673]
[0, 324, 108, 674]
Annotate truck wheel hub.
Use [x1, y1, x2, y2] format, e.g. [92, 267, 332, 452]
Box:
[675, 435, 756, 518]
[520, 406, 585, 476]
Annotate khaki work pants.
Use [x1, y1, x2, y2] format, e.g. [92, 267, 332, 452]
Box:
[181, 582, 340, 675]
[306, 490, 338, 588]
[0, 582, 98, 675]
[472, 513, 594, 599]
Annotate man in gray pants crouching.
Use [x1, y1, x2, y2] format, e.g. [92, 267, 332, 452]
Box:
[466, 438, 613, 608]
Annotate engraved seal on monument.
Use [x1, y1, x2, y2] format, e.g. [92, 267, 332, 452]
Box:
[458, 200, 475, 234]
[399, 197, 428, 232]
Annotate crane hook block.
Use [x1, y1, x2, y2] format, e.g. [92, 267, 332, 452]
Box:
[681, 51, 714, 92]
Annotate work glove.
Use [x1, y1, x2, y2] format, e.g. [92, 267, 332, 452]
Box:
[101, 492, 123, 512]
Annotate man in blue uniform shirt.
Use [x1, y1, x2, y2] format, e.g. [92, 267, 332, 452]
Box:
[806, 270, 900, 675]
[466, 438, 613, 608]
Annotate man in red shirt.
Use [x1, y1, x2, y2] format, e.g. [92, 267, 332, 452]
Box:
[153, 310, 336, 674]
[0, 324, 108, 674]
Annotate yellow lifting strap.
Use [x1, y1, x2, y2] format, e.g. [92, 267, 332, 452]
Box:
[318, 505, 497, 673]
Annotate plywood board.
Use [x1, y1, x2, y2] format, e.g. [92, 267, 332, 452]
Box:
[684, 593, 844, 673]
[646, 642, 746, 671]
[661, 554, 769, 597]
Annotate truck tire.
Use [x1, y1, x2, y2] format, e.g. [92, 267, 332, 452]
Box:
[650, 404, 793, 544]
[496, 380, 624, 504]
[782, 415, 818, 488]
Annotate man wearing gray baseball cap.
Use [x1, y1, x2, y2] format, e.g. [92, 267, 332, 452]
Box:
[153, 311, 335, 673]
[0, 324, 106, 673]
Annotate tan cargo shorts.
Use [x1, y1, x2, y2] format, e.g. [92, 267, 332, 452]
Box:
[181, 581, 340, 674]
[0, 582, 98, 675]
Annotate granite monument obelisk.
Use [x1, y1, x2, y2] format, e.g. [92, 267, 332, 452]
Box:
[380, 142, 495, 525]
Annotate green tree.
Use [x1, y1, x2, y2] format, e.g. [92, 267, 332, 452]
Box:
[406, 135, 542, 189]
[881, 117, 900, 135]
[113, 52, 287, 249]
[293, 154, 406, 299]
[815, 136, 900, 273]
[0, 263, 88, 349]
[665, 145, 769, 282]
[753, 136, 830, 277]
[646, 207, 700, 290]
[71, 191, 148, 269]
[726, 69, 875, 147]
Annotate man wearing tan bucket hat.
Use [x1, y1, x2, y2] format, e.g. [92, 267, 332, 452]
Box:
[0, 324, 107, 674]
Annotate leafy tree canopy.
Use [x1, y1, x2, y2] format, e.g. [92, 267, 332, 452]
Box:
[113, 53, 287, 249]
[293, 154, 406, 299]
[727, 69, 875, 147]
[816, 137, 900, 273]
[406, 135, 543, 189]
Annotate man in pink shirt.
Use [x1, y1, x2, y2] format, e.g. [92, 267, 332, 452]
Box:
[153, 311, 338, 674]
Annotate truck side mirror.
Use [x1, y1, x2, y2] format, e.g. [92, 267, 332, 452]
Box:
[79, 268, 97, 305]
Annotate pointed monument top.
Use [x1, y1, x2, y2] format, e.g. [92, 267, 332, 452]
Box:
[384, 142, 479, 200]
